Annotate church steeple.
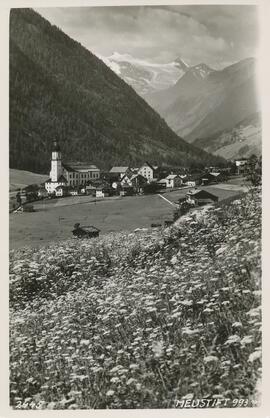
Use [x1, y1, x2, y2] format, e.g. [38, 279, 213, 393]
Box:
[52, 139, 61, 161]
[50, 139, 62, 181]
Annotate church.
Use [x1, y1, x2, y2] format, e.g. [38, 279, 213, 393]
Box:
[45, 140, 100, 194]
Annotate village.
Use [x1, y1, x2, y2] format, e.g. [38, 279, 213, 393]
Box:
[12, 139, 250, 214]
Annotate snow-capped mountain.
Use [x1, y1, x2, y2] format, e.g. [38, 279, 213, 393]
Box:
[144, 57, 261, 159]
[99, 52, 189, 95]
[188, 63, 214, 80]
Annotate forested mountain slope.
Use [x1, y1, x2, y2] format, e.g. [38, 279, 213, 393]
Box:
[10, 8, 223, 173]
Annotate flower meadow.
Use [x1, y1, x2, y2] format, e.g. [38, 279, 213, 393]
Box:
[9, 189, 261, 409]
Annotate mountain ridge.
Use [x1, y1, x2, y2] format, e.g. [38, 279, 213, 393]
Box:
[9, 8, 224, 174]
[144, 57, 260, 157]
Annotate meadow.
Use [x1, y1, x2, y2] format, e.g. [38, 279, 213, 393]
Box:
[9, 183, 244, 250]
[9, 188, 261, 409]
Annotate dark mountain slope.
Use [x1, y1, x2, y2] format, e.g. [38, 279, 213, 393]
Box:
[193, 112, 261, 159]
[10, 8, 223, 173]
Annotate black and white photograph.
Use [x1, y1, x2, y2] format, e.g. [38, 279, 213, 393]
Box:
[5, 0, 266, 414]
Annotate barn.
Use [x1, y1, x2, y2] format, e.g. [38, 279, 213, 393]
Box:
[186, 189, 219, 206]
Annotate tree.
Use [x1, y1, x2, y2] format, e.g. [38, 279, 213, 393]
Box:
[16, 191, 21, 206]
[245, 155, 261, 186]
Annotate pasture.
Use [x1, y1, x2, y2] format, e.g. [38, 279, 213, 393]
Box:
[9, 169, 48, 192]
[10, 183, 245, 250]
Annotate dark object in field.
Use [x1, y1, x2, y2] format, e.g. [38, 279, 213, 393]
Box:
[22, 204, 35, 212]
[164, 220, 174, 227]
[151, 223, 162, 228]
[72, 223, 100, 238]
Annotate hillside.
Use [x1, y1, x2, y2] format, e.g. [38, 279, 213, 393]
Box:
[9, 9, 223, 174]
[145, 58, 260, 156]
[10, 189, 261, 408]
[193, 113, 261, 159]
[9, 168, 48, 191]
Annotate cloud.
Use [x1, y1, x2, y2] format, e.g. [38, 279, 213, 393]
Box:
[36, 5, 258, 68]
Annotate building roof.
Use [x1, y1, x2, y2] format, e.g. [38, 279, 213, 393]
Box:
[58, 175, 68, 183]
[63, 163, 99, 172]
[139, 161, 155, 171]
[109, 166, 130, 173]
[187, 189, 218, 199]
[166, 174, 179, 180]
[130, 173, 146, 181]
[209, 172, 221, 177]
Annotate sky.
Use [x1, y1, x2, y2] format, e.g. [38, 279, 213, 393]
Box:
[36, 5, 259, 69]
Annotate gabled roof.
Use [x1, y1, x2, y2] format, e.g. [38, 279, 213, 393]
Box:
[187, 189, 218, 199]
[62, 163, 76, 172]
[121, 173, 132, 181]
[109, 166, 130, 173]
[166, 174, 180, 180]
[58, 175, 68, 183]
[130, 173, 147, 181]
[139, 162, 155, 171]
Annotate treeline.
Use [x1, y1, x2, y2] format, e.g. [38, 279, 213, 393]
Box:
[10, 8, 225, 173]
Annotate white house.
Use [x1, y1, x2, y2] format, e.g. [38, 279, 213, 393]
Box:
[121, 173, 147, 192]
[235, 158, 248, 174]
[55, 185, 69, 197]
[45, 140, 100, 194]
[163, 174, 183, 188]
[138, 162, 155, 183]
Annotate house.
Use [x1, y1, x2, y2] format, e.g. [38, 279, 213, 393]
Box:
[95, 187, 111, 198]
[45, 175, 68, 195]
[156, 179, 167, 189]
[85, 184, 97, 196]
[109, 166, 132, 181]
[183, 174, 202, 187]
[186, 189, 219, 206]
[121, 173, 147, 192]
[138, 162, 155, 183]
[55, 185, 69, 197]
[68, 187, 79, 196]
[200, 172, 221, 186]
[162, 174, 183, 189]
[120, 185, 134, 196]
[120, 173, 133, 188]
[130, 174, 148, 192]
[235, 158, 248, 175]
[183, 180, 196, 187]
[45, 140, 100, 194]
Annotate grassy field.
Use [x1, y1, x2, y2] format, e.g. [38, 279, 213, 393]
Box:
[10, 194, 175, 249]
[9, 183, 246, 250]
[10, 169, 48, 192]
[9, 189, 261, 409]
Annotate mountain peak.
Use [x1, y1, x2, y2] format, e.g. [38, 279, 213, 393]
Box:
[174, 57, 190, 72]
[189, 63, 214, 79]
